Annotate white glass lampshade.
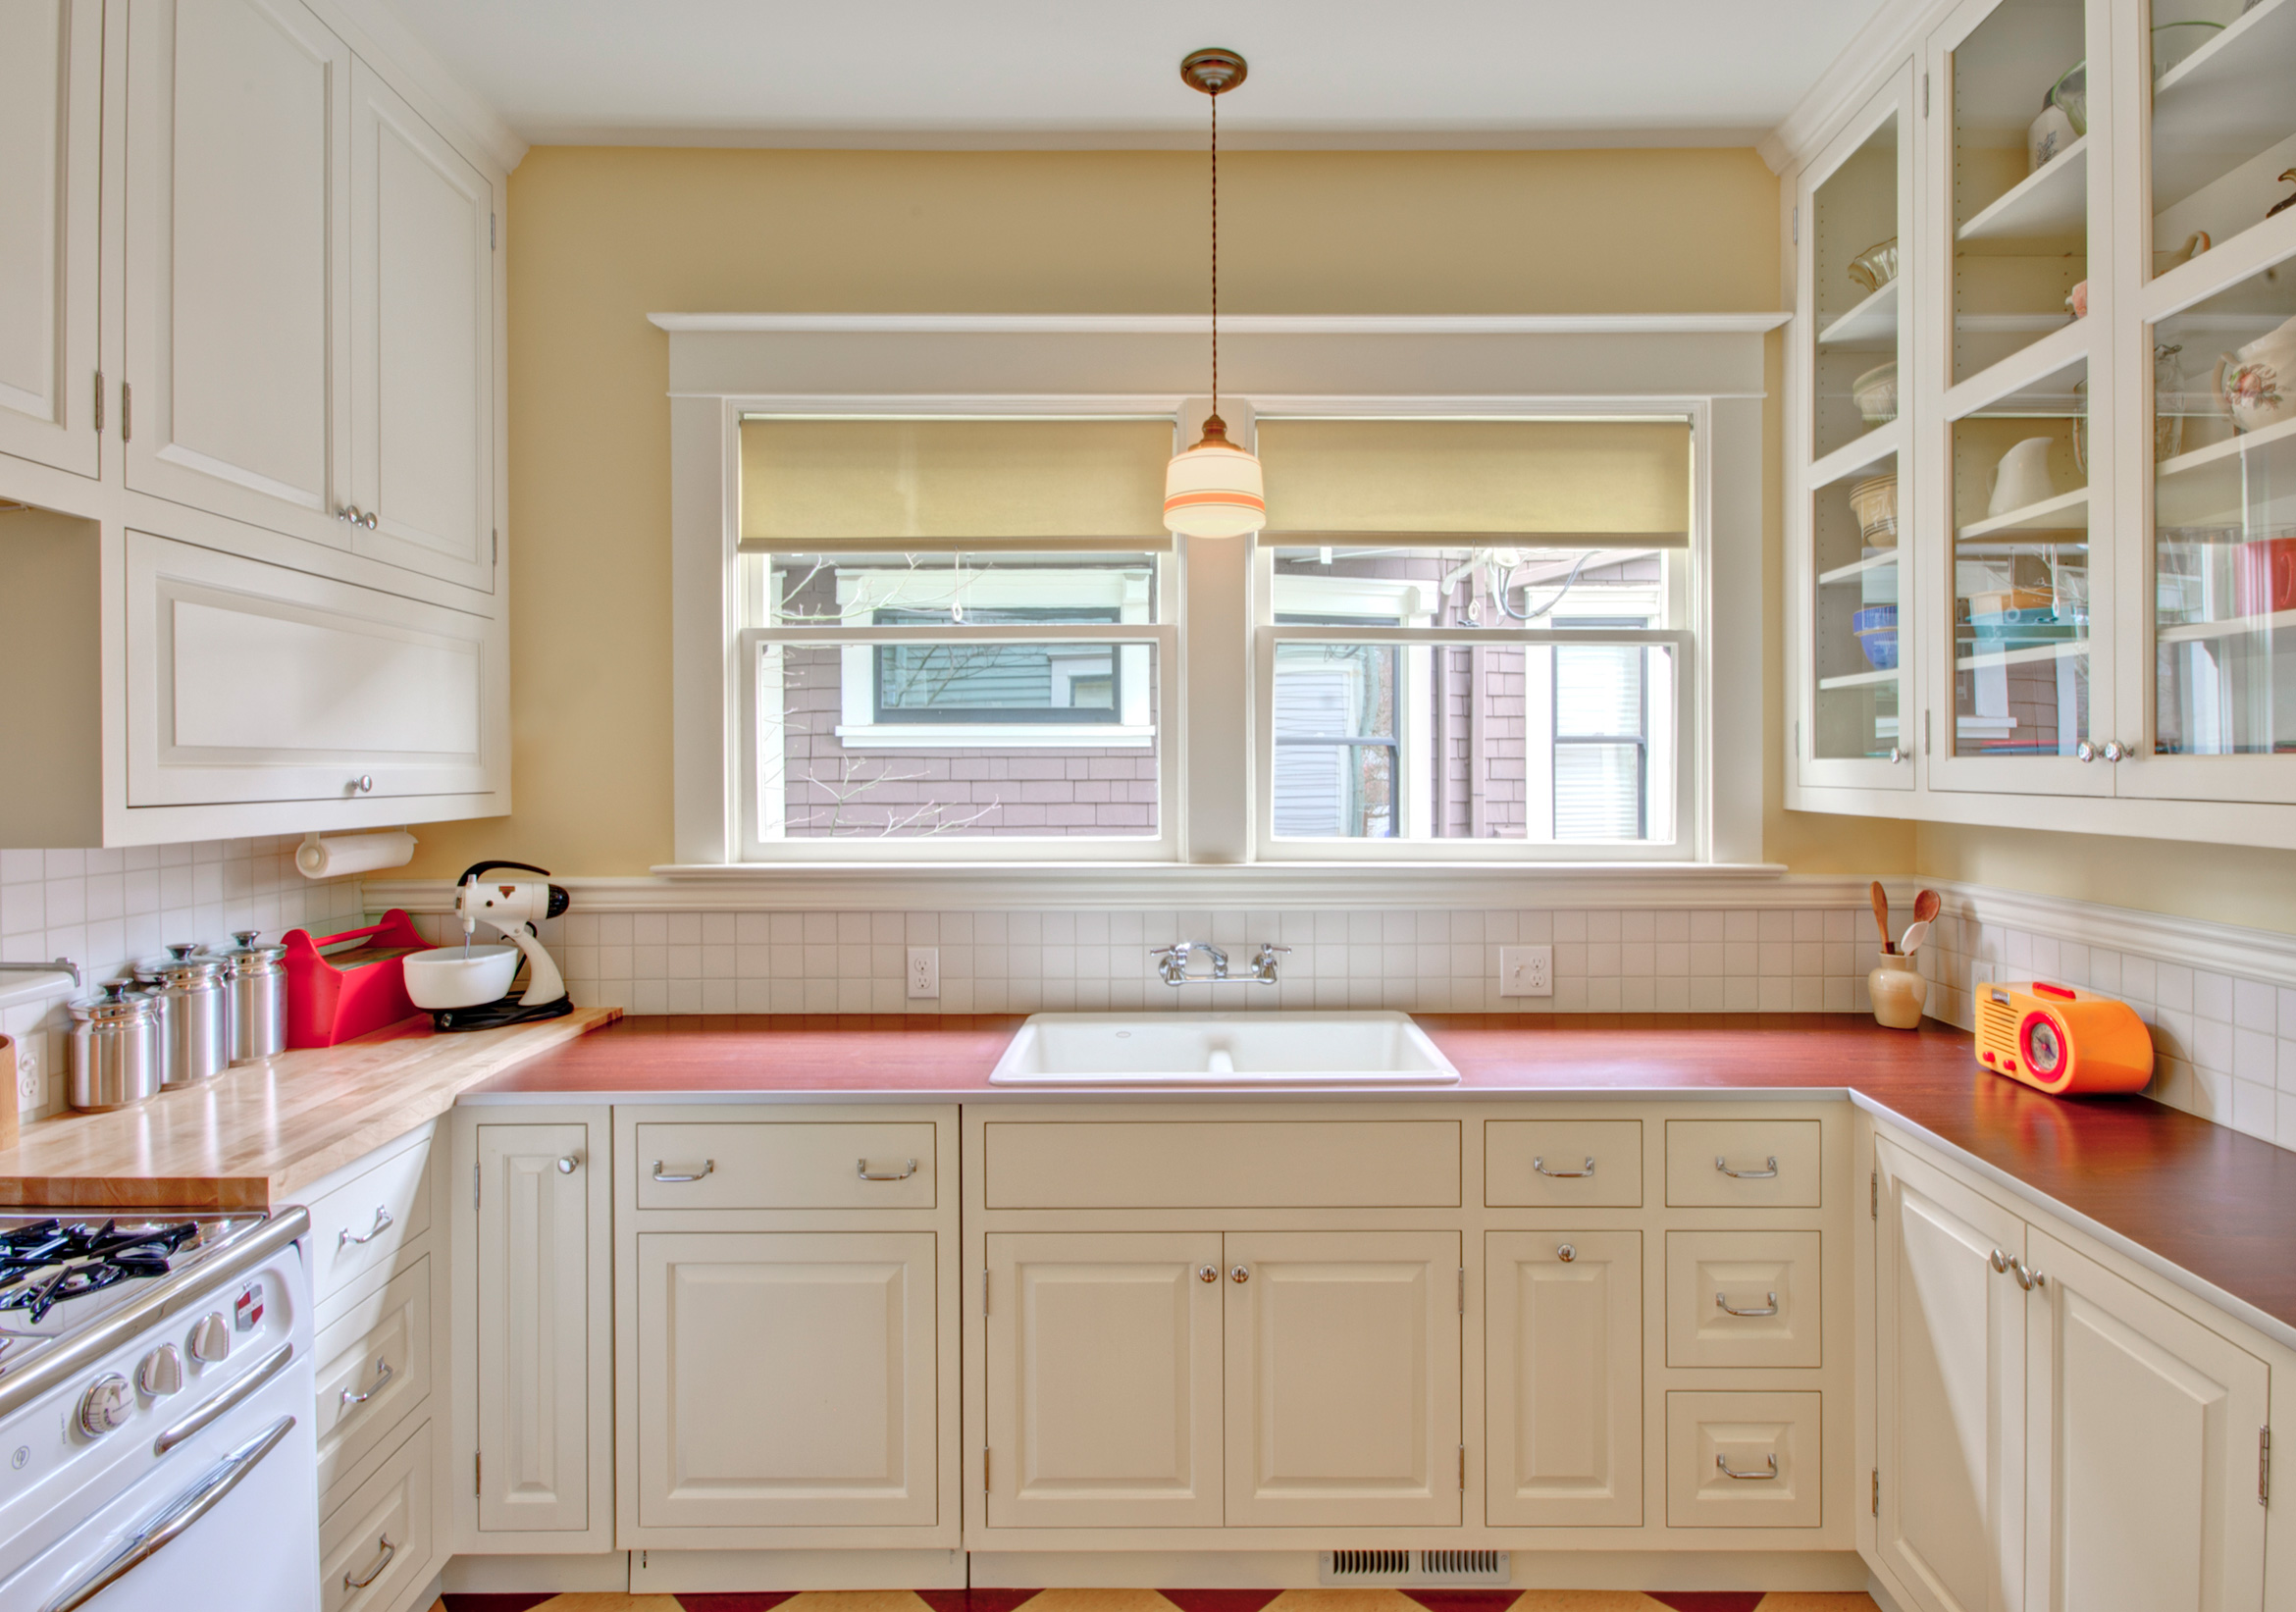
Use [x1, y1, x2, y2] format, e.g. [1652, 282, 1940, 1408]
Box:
[1162, 415, 1265, 538]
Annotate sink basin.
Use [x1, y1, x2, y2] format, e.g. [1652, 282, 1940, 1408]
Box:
[988, 1011, 1459, 1086]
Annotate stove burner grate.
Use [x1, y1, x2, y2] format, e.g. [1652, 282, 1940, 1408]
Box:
[0, 1220, 201, 1325]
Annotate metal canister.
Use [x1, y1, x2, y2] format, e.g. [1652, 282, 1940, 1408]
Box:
[68, 983, 162, 1112]
[221, 929, 288, 1064]
[137, 943, 231, 1088]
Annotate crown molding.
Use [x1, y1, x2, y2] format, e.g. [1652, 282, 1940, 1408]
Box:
[648, 312, 1791, 338]
[518, 124, 1773, 155]
[306, 0, 528, 172]
[1758, 0, 1939, 174]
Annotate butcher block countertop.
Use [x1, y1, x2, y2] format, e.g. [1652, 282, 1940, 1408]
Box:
[0, 1006, 621, 1212]
[476, 1011, 2296, 1349]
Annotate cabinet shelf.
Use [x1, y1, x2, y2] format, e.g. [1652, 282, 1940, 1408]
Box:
[2155, 414, 2296, 527]
[1819, 551, 1900, 586]
[1819, 666, 1902, 690]
[2159, 607, 2296, 646]
[1955, 638, 2089, 672]
[1958, 138, 2088, 253]
[1817, 280, 1901, 350]
[2150, 0, 2296, 214]
[1957, 488, 2091, 541]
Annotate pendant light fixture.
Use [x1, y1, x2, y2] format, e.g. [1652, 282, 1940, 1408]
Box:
[1163, 47, 1265, 540]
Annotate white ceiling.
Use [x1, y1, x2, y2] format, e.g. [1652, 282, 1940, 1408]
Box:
[383, 0, 1890, 149]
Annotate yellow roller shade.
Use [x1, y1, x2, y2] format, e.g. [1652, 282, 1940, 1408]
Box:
[1257, 418, 1692, 545]
[741, 418, 1174, 545]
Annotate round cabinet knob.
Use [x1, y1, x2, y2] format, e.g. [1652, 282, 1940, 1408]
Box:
[1198, 1265, 1219, 1283]
[136, 1344, 183, 1397]
[338, 505, 361, 523]
[1888, 745, 1905, 764]
[188, 1313, 231, 1365]
[2102, 741, 2128, 763]
[353, 775, 374, 794]
[1229, 1265, 1250, 1283]
[1556, 1243, 1577, 1264]
[78, 1375, 132, 1437]
[2077, 740, 2097, 762]
[556, 1156, 578, 1174]
[361, 510, 378, 530]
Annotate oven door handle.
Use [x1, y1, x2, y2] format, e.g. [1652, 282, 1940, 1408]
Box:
[153, 1341, 293, 1455]
[43, 1415, 298, 1612]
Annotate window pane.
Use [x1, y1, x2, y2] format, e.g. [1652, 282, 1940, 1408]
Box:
[761, 639, 1159, 840]
[1270, 546, 1667, 630]
[751, 551, 1160, 630]
[1270, 640, 1673, 844]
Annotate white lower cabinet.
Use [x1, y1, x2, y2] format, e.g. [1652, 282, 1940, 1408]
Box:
[633, 1231, 938, 1530]
[1665, 1390, 1823, 1529]
[1485, 1230, 1642, 1527]
[1875, 1128, 2272, 1612]
[320, 1420, 434, 1612]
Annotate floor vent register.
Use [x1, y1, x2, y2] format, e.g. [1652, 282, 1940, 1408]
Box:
[1319, 1549, 1512, 1586]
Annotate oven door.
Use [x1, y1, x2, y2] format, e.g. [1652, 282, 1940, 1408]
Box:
[0, 1367, 318, 1612]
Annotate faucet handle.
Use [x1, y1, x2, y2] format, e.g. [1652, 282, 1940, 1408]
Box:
[1249, 942, 1292, 982]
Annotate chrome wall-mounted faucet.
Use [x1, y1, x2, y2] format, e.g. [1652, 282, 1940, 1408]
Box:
[1151, 942, 1289, 986]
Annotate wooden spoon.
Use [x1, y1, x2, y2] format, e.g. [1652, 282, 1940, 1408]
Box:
[1870, 881, 1894, 954]
[1912, 888, 1941, 927]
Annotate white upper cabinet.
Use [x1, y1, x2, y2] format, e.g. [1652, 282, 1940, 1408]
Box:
[0, 0, 102, 478]
[124, 0, 353, 546]
[348, 57, 495, 593]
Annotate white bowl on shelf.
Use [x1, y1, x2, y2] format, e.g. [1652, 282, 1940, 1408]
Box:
[403, 944, 519, 1010]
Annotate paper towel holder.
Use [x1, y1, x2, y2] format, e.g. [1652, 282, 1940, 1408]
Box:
[295, 829, 418, 880]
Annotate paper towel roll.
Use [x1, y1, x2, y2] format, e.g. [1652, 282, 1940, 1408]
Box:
[295, 830, 417, 880]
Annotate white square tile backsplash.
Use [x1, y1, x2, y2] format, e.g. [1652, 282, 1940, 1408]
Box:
[2, 839, 365, 1118]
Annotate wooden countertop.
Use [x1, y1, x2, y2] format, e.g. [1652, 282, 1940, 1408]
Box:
[479, 1011, 2296, 1346]
[0, 1007, 620, 1211]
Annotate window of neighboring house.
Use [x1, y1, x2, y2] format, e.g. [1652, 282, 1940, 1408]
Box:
[734, 416, 1176, 852]
[1255, 416, 1694, 856]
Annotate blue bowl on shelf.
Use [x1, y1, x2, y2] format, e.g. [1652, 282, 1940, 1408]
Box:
[1852, 605, 1899, 669]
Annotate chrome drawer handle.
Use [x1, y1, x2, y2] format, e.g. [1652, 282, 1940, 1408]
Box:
[858, 1158, 919, 1181]
[1533, 1156, 1596, 1178]
[2011, 1257, 2045, 1291]
[1714, 1155, 1779, 1179]
[339, 1358, 392, 1408]
[339, 1208, 392, 1248]
[1716, 1290, 1780, 1318]
[343, 1534, 396, 1589]
[652, 1160, 713, 1182]
[1716, 1452, 1779, 1481]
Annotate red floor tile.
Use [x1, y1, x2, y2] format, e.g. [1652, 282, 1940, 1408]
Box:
[1645, 1595, 1768, 1612]
[674, 1596, 803, 1612]
[1159, 1592, 1282, 1612]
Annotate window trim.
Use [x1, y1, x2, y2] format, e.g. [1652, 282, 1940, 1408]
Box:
[656, 314, 1773, 876]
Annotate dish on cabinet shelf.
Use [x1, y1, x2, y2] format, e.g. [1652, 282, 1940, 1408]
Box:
[1849, 474, 1898, 546]
[1853, 362, 1899, 425]
[1853, 606, 1899, 670]
[1848, 237, 1900, 293]
[2213, 313, 2296, 433]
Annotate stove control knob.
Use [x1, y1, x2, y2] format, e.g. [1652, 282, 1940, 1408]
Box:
[78, 1375, 132, 1437]
[187, 1313, 230, 1365]
[136, 1344, 183, 1397]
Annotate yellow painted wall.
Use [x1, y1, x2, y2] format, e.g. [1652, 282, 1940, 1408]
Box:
[410, 144, 1914, 879]
[1916, 824, 2296, 935]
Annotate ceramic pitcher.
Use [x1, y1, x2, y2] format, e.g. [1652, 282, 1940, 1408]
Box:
[1987, 437, 2059, 516]
[2215, 313, 2296, 434]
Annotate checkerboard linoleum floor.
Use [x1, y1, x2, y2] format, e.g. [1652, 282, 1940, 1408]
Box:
[432, 1588, 1881, 1612]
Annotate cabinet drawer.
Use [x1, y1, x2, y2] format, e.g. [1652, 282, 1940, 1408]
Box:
[320, 1419, 434, 1612]
[634, 1121, 937, 1210]
[985, 1120, 1461, 1209]
[307, 1135, 433, 1302]
[1665, 1391, 1821, 1529]
[1664, 1119, 1822, 1207]
[316, 1257, 431, 1498]
[1665, 1231, 1822, 1368]
[1486, 1120, 1643, 1207]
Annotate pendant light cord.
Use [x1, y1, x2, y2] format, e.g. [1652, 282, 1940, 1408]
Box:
[1209, 85, 1220, 418]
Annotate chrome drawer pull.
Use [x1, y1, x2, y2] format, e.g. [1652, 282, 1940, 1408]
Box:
[339, 1358, 392, 1408]
[343, 1534, 396, 1589]
[1533, 1156, 1596, 1178]
[858, 1158, 919, 1181]
[339, 1207, 392, 1248]
[652, 1160, 713, 1183]
[1716, 1452, 1779, 1482]
[1714, 1155, 1779, 1179]
[1716, 1290, 1780, 1318]
[2010, 1257, 2045, 1291]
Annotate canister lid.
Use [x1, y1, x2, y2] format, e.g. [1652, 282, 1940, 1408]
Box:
[221, 929, 287, 973]
[70, 980, 159, 1025]
[138, 943, 228, 986]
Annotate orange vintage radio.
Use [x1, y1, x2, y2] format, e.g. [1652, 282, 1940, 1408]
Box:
[1974, 979, 2154, 1095]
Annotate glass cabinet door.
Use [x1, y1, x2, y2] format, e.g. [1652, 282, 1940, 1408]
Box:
[1944, 0, 2096, 387]
[2145, 0, 2296, 286]
[2124, 243, 2296, 800]
[1800, 75, 1914, 789]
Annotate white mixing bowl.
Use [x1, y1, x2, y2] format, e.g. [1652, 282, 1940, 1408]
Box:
[403, 943, 520, 1010]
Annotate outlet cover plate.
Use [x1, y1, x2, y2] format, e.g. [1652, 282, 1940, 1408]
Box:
[1498, 945, 1553, 997]
[907, 947, 940, 1000]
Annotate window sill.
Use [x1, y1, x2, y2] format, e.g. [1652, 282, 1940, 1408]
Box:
[373, 861, 1828, 913]
[832, 723, 1155, 749]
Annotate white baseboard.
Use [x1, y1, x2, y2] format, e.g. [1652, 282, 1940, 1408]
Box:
[439, 1552, 629, 1592]
[630, 1547, 968, 1591]
[965, 1548, 1871, 1590]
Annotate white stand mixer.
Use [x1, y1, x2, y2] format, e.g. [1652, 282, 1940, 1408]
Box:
[401, 859, 574, 1031]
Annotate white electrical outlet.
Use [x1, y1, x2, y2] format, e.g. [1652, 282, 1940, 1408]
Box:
[1498, 945, 1553, 998]
[907, 947, 940, 1000]
[15, 1036, 40, 1106]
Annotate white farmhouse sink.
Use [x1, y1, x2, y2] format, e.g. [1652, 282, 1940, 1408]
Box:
[989, 1011, 1459, 1086]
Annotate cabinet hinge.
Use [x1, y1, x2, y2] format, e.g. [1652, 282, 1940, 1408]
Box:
[1922, 73, 1930, 117]
[981, 1269, 989, 1316]
[1924, 709, 1933, 756]
[2263, 1427, 2272, 1507]
[1872, 1469, 1880, 1515]
[983, 1446, 990, 1493]
[1791, 204, 1799, 245]
[93, 371, 102, 433]
[1459, 1444, 1466, 1491]
[1871, 1167, 1879, 1220]
[1457, 1268, 1465, 1314]
[120, 381, 130, 443]
[490, 212, 496, 249]
[475, 1450, 482, 1495]
[474, 1162, 481, 1210]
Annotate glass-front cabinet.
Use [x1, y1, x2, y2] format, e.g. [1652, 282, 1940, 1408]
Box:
[1798, 72, 1917, 789]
